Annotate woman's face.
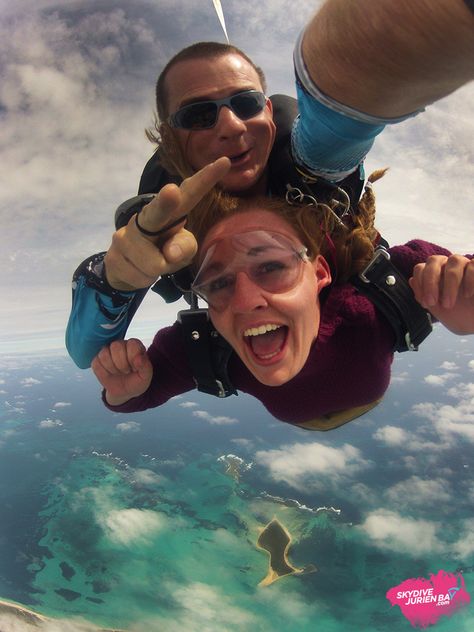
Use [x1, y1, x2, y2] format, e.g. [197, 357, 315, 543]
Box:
[197, 211, 331, 386]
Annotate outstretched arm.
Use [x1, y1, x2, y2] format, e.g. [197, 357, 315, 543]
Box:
[66, 158, 231, 369]
[303, 0, 474, 118]
[409, 255, 474, 334]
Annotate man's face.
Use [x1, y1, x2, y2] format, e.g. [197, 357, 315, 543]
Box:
[165, 54, 276, 195]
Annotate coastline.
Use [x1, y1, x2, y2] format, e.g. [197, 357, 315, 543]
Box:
[0, 599, 125, 631]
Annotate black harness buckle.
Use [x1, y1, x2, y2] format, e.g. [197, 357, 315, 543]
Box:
[353, 247, 432, 352]
[177, 307, 237, 398]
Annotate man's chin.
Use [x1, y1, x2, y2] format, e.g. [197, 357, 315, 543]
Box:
[222, 170, 266, 196]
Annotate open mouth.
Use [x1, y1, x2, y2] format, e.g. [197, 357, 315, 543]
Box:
[229, 149, 250, 165]
[243, 324, 288, 362]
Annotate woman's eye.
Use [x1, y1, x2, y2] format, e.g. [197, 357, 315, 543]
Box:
[256, 260, 287, 276]
[207, 274, 234, 294]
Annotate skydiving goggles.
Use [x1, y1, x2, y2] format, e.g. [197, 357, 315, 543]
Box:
[168, 90, 267, 130]
[191, 230, 309, 312]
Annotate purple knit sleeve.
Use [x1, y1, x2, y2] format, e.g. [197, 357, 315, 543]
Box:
[388, 240, 453, 279]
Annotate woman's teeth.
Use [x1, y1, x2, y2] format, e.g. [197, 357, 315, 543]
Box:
[244, 324, 282, 337]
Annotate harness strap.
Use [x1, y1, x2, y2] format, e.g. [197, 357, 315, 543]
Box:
[351, 247, 432, 352]
[177, 307, 237, 398]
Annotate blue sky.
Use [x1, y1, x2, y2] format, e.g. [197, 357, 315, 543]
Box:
[0, 0, 473, 356]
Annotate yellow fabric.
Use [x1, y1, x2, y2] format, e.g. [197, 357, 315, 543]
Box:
[294, 398, 382, 431]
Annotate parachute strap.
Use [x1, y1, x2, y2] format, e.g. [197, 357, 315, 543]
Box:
[351, 247, 432, 352]
[177, 307, 237, 398]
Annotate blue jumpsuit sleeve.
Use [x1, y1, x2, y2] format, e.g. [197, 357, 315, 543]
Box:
[292, 30, 423, 181]
[65, 263, 147, 369]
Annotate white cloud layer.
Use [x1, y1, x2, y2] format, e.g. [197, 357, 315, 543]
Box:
[372, 425, 409, 447]
[116, 421, 141, 433]
[192, 410, 239, 425]
[1, 0, 473, 353]
[100, 507, 165, 547]
[384, 476, 452, 508]
[413, 395, 474, 443]
[357, 509, 444, 555]
[255, 441, 370, 489]
[38, 417, 63, 429]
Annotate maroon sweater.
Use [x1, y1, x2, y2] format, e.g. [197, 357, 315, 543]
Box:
[105, 241, 451, 424]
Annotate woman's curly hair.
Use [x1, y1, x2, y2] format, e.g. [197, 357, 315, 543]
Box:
[186, 168, 387, 284]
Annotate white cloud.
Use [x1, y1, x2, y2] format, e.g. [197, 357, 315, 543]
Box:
[231, 437, 254, 448]
[384, 476, 452, 508]
[192, 410, 239, 425]
[372, 425, 409, 446]
[447, 382, 474, 399]
[424, 372, 457, 386]
[357, 509, 444, 555]
[132, 468, 163, 486]
[52, 401, 71, 408]
[20, 377, 41, 386]
[138, 581, 258, 632]
[412, 399, 474, 442]
[179, 401, 199, 408]
[116, 421, 141, 433]
[255, 442, 370, 489]
[38, 418, 63, 429]
[390, 371, 410, 384]
[100, 508, 165, 547]
[439, 361, 458, 370]
[452, 519, 474, 558]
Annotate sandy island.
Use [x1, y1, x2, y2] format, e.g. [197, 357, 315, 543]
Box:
[257, 518, 310, 586]
[0, 599, 125, 631]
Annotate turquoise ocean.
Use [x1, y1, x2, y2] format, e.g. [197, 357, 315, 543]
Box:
[0, 326, 472, 631]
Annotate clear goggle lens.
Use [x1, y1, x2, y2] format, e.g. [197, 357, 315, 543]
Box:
[192, 230, 308, 311]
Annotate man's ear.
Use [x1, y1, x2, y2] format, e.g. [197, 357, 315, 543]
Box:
[313, 255, 332, 291]
[265, 95, 274, 118]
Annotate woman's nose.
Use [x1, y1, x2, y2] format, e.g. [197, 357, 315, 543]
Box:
[229, 271, 268, 312]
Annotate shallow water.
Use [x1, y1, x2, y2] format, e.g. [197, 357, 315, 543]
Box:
[0, 329, 472, 631]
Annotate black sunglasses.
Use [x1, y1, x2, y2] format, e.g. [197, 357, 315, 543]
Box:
[168, 90, 267, 130]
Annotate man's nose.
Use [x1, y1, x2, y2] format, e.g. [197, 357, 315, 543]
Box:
[230, 271, 267, 312]
[215, 105, 247, 137]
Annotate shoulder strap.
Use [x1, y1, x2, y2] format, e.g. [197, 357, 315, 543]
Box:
[351, 247, 432, 352]
[178, 306, 237, 398]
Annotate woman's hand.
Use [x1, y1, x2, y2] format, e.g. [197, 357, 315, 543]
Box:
[91, 339, 153, 406]
[409, 254, 474, 334]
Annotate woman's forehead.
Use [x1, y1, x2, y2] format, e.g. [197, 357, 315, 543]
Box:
[201, 210, 297, 253]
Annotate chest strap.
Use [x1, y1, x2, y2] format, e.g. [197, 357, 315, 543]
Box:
[351, 247, 432, 352]
[177, 306, 237, 398]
